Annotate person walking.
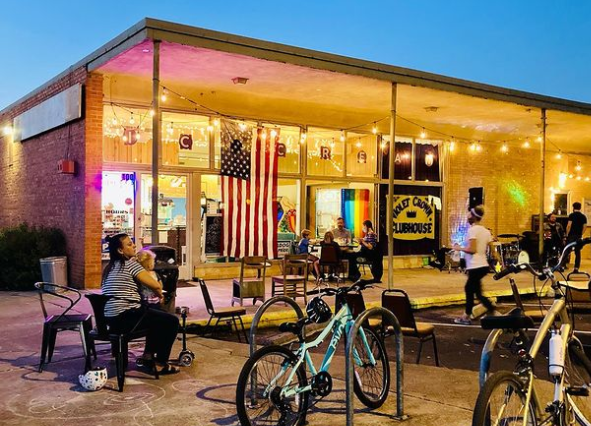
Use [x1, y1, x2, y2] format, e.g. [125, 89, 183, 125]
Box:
[453, 205, 495, 325]
[565, 202, 588, 273]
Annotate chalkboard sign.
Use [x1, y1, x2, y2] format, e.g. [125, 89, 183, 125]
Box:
[204, 214, 223, 255]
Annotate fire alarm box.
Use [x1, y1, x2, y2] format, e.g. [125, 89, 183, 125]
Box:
[57, 159, 76, 174]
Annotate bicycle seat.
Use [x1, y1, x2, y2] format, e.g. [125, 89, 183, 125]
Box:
[279, 317, 307, 337]
[480, 308, 535, 330]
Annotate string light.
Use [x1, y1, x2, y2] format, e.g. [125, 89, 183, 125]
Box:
[575, 160, 582, 171]
[556, 151, 562, 160]
[270, 129, 278, 138]
[129, 113, 135, 125]
[420, 128, 427, 139]
[449, 139, 455, 152]
[161, 89, 168, 102]
[501, 141, 508, 153]
[340, 131, 345, 142]
[372, 123, 378, 134]
[470, 142, 477, 152]
[522, 139, 530, 148]
[213, 118, 220, 127]
[476, 141, 482, 152]
[149, 109, 155, 117]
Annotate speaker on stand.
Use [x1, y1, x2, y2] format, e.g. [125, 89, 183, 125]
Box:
[469, 187, 484, 209]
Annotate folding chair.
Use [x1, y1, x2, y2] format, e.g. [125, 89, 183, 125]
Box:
[382, 289, 440, 366]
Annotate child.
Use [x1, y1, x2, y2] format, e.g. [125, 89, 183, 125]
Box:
[298, 229, 319, 277]
[136, 249, 162, 306]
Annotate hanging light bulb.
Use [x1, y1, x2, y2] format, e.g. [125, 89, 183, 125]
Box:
[575, 160, 582, 171]
[372, 123, 378, 134]
[556, 151, 562, 160]
[129, 113, 135, 125]
[207, 124, 214, 132]
[470, 142, 476, 152]
[522, 139, 530, 148]
[112, 117, 118, 125]
[149, 109, 155, 117]
[449, 139, 455, 152]
[135, 132, 141, 141]
[537, 136, 542, 142]
[213, 118, 220, 127]
[239, 121, 247, 131]
[261, 129, 267, 140]
[420, 128, 426, 139]
[576, 176, 582, 181]
[476, 141, 482, 152]
[340, 131, 345, 142]
[122, 134, 128, 143]
[586, 177, 590, 182]
[501, 141, 508, 153]
[356, 138, 362, 148]
[161, 88, 168, 102]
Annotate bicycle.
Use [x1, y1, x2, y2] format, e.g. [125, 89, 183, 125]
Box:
[235, 281, 390, 426]
[472, 238, 591, 426]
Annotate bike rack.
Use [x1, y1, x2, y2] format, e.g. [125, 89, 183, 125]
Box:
[249, 296, 305, 356]
[345, 307, 407, 425]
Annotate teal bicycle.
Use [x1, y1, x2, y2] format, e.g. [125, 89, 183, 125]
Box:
[235, 281, 390, 426]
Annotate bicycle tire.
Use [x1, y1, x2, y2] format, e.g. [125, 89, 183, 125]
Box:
[472, 371, 537, 426]
[352, 327, 390, 409]
[236, 345, 309, 426]
[564, 338, 591, 425]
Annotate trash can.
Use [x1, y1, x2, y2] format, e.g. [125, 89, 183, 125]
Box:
[39, 256, 68, 286]
[146, 245, 179, 314]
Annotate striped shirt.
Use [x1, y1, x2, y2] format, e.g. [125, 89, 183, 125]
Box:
[363, 231, 378, 248]
[102, 260, 145, 317]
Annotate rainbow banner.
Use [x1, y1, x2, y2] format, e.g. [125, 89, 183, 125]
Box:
[341, 189, 370, 238]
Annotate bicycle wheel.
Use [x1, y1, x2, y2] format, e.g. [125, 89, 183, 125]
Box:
[352, 327, 390, 409]
[236, 345, 309, 426]
[472, 371, 537, 426]
[564, 338, 591, 424]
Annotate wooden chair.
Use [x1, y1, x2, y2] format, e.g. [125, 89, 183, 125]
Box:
[85, 294, 158, 392]
[34, 282, 94, 373]
[198, 278, 249, 343]
[271, 254, 309, 303]
[382, 289, 440, 366]
[317, 244, 342, 286]
[232, 256, 268, 306]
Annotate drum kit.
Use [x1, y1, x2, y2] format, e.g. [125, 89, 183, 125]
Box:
[488, 233, 529, 270]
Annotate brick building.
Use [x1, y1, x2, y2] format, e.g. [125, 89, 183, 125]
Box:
[2, 18, 591, 288]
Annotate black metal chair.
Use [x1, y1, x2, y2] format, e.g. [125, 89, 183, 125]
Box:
[382, 289, 440, 366]
[197, 278, 249, 343]
[85, 294, 158, 392]
[34, 282, 94, 373]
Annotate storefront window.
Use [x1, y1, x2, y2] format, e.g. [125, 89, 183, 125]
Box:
[101, 171, 136, 260]
[200, 174, 223, 263]
[307, 128, 344, 177]
[415, 140, 441, 182]
[346, 132, 377, 177]
[265, 124, 300, 174]
[277, 179, 301, 256]
[380, 136, 413, 180]
[103, 105, 152, 164]
[162, 112, 212, 167]
[307, 180, 374, 239]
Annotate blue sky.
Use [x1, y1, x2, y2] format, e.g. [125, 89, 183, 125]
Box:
[2, 1, 590, 110]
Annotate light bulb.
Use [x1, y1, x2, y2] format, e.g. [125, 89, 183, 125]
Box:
[122, 134, 128, 142]
[556, 152, 562, 160]
[537, 136, 542, 142]
[356, 139, 362, 148]
[449, 141, 455, 152]
[476, 143, 482, 152]
[213, 118, 220, 127]
[207, 125, 214, 132]
[239, 122, 247, 131]
[270, 129, 277, 138]
[340, 131, 345, 142]
[135, 132, 140, 141]
[575, 161, 582, 171]
[3, 125, 13, 136]
[129, 113, 135, 125]
[112, 117, 118, 125]
[420, 128, 426, 139]
[372, 123, 377, 134]
[161, 89, 167, 102]
[149, 109, 155, 117]
[522, 140, 530, 148]
[501, 142, 508, 153]
[261, 130, 267, 140]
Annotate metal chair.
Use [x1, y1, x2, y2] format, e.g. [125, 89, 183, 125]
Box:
[271, 254, 309, 303]
[198, 278, 249, 343]
[85, 294, 158, 392]
[382, 289, 440, 366]
[34, 282, 94, 373]
[231, 256, 268, 306]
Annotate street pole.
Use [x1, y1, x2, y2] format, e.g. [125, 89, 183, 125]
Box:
[151, 40, 161, 245]
[387, 83, 398, 290]
[538, 108, 547, 258]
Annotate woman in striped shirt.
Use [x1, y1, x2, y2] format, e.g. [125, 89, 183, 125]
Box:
[102, 233, 180, 374]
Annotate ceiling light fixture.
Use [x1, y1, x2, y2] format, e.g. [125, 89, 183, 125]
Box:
[232, 77, 249, 85]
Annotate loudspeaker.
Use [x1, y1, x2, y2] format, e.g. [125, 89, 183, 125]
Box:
[469, 187, 484, 209]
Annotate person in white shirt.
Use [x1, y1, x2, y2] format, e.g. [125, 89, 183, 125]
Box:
[453, 205, 495, 324]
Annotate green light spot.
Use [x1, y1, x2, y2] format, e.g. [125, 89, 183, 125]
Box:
[505, 181, 528, 206]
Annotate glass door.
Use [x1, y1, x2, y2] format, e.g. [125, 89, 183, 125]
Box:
[139, 174, 190, 278]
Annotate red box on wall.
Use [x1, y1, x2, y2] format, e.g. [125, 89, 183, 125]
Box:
[57, 159, 76, 174]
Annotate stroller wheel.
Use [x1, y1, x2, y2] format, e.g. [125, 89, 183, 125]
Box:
[179, 351, 195, 367]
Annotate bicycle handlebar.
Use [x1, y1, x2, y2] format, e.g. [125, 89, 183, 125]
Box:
[493, 237, 591, 280]
[306, 280, 374, 297]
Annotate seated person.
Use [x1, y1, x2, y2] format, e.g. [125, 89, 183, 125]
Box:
[330, 217, 352, 244]
[314, 231, 342, 280]
[102, 233, 180, 374]
[297, 229, 319, 277]
[136, 249, 162, 307]
[347, 220, 380, 282]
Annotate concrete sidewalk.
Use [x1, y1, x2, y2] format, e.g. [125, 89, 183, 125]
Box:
[0, 291, 479, 426]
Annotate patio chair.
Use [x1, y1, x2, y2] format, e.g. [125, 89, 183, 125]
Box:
[271, 254, 309, 303]
[231, 256, 268, 306]
[335, 290, 381, 329]
[85, 294, 158, 392]
[34, 282, 94, 373]
[316, 244, 342, 286]
[382, 289, 440, 366]
[198, 278, 249, 343]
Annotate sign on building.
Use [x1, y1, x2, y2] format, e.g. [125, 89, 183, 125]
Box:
[392, 195, 435, 240]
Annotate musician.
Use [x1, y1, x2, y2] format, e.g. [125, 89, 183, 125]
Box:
[543, 212, 565, 266]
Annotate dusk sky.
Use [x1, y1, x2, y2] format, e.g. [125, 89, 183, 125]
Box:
[2, 1, 590, 110]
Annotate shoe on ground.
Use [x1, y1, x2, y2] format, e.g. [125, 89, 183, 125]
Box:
[453, 317, 472, 325]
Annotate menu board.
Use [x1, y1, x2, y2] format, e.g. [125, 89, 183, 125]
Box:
[101, 172, 136, 259]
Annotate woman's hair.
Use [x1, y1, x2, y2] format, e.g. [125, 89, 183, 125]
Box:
[323, 231, 334, 242]
[470, 205, 485, 220]
[136, 249, 156, 267]
[362, 220, 374, 230]
[102, 233, 130, 282]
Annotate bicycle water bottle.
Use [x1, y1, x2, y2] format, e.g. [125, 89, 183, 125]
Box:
[548, 329, 564, 377]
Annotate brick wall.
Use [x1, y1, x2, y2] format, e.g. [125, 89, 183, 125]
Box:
[0, 68, 103, 288]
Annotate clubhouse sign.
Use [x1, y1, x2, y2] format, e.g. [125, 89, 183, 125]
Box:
[392, 195, 435, 240]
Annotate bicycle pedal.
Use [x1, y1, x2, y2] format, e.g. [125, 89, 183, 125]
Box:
[566, 386, 589, 397]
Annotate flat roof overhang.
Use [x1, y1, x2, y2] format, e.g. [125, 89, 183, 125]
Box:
[6, 17, 591, 153]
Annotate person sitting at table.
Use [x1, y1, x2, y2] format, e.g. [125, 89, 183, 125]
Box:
[296, 229, 319, 277]
[314, 231, 342, 280]
[102, 233, 180, 375]
[347, 220, 379, 282]
[330, 217, 352, 243]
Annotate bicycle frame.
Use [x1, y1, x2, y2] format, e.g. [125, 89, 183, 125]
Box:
[270, 302, 377, 399]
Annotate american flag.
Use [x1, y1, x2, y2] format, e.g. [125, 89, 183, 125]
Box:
[221, 120, 278, 259]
